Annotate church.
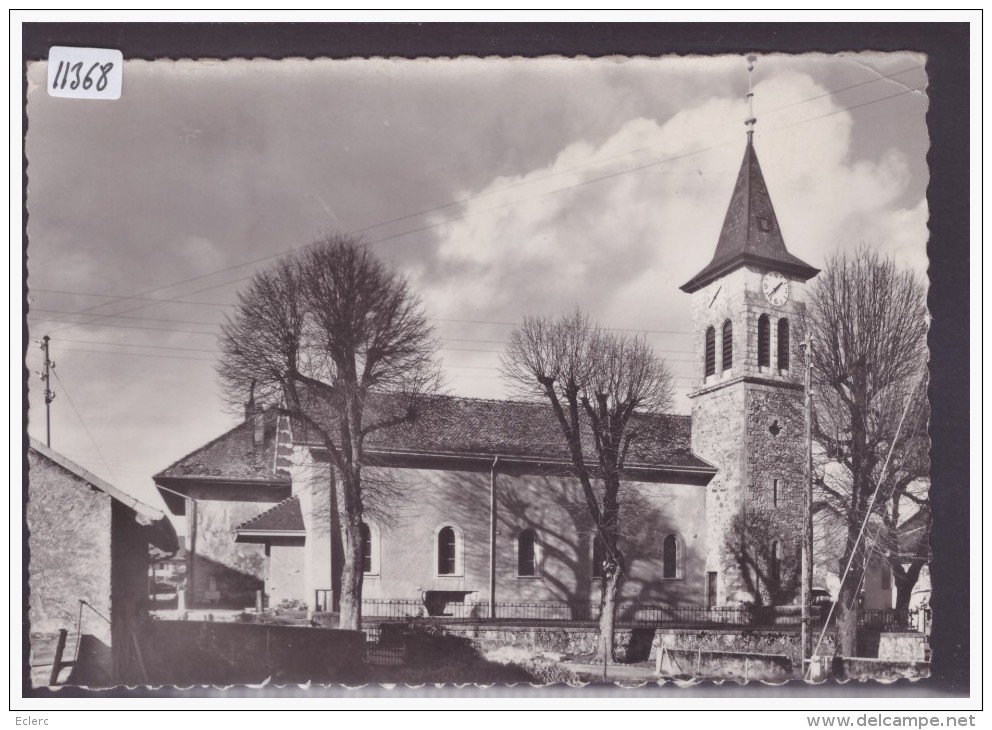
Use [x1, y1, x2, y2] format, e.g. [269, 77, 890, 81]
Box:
[153, 129, 819, 617]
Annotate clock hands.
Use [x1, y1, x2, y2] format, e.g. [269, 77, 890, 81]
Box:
[709, 286, 722, 309]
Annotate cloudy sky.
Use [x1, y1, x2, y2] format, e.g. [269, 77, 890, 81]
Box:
[24, 52, 929, 511]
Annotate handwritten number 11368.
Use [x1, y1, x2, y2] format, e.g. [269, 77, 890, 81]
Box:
[51, 60, 114, 92]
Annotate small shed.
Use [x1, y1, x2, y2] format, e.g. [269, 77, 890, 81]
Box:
[27, 438, 178, 686]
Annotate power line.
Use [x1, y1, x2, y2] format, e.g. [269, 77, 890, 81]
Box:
[46, 343, 701, 387]
[57, 338, 217, 354]
[31, 301, 697, 340]
[49, 345, 215, 363]
[27, 315, 697, 353]
[29, 308, 222, 327]
[771, 85, 926, 134]
[44, 78, 927, 334]
[760, 65, 922, 116]
[28, 316, 222, 337]
[50, 368, 118, 483]
[305, 66, 925, 243]
[31, 288, 230, 307]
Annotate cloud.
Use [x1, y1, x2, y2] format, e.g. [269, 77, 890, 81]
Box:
[409, 68, 928, 407]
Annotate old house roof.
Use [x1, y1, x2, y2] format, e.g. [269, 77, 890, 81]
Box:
[680, 138, 819, 293]
[154, 412, 292, 484]
[235, 495, 304, 536]
[29, 438, 179, 553]
[895, 505, 931, 561]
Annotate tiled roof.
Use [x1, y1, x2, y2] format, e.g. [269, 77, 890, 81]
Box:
[159, 394, 713, 485]
[153, 411, 292, 483]
[300, 393, 713, 472]
[681, 139, 819, 293]
[236, 495, 304, 533]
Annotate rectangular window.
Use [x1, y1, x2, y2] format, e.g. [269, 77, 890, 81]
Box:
[707, 572, 718, 609]
[517, 530, 537, 577]
[772, 478, 779, 508]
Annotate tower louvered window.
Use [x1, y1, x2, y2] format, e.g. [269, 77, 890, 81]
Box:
[757, 314, 770, 368]
[722, 320, 733, 371]
[778, 318, 790, 370]
[704, 326, 716, 377]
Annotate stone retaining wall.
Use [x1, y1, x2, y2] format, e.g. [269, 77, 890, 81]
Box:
[658, 647, 794, 682]
[379, 621, 836, 664]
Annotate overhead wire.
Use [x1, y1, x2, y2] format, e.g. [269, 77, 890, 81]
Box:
[40, 71, 926, 335]
[50, 368, 118, 483]
[805, 374, 925, 678]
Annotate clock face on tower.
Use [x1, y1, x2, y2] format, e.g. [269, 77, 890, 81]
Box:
[762, 271, 790, 306]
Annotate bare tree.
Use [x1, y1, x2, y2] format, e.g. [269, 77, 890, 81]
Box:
[800, 247, 927, 655]
[500, 310, 674, 663]
[218, 234, 443, 630]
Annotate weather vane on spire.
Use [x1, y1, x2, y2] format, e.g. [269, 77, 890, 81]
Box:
[745, 53, 758, 141]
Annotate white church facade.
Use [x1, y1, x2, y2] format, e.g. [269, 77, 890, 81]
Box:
[153, 133, 821, 616]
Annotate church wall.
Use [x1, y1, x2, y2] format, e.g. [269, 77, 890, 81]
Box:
[186, 484, 270, 608]
[266, 541, 306, 607]
[347, 466, 707, 607]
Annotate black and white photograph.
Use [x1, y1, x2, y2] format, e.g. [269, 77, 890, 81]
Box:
[15, 19, 975, 716]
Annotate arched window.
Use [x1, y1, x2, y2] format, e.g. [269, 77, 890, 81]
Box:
[770, 540, 781, 586]
[777, 318, 790, 371]
[360, 523, 372, 574]
[757, 314, 770, 368]
[437, 526, 458, 575]
[704, 326, 716, 377]
[662, 534, 683, 580]
[591, 534, 604, 578]
[517, 529, 539, 577]
[722, 320, 733, 372]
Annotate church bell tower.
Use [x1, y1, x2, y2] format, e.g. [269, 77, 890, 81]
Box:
[681, 59, 819, 606]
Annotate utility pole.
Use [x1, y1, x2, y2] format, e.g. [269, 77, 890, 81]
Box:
[39, 335, 56, 447]
[800, 331, 814, 672]
[489, 456, 499, 619]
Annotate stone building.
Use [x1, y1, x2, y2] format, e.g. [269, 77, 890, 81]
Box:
[680, 132, 818, 604]
[154, 399, 715, 613]
[27, 438, 179, 685]
[153, 133, 817, 614]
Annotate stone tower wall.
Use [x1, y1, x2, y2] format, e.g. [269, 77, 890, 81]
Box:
[688, 267, 809, 605]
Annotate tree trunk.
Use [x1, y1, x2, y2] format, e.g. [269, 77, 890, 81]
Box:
[892, 561, 924, 612]
[595, 565, 621, 665]
[336, 455, 365, 632]
[834, 564, 863, 657]
[338, 514, 364, 631]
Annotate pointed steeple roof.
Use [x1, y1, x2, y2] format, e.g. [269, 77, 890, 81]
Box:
[680, 138, 819, 293]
